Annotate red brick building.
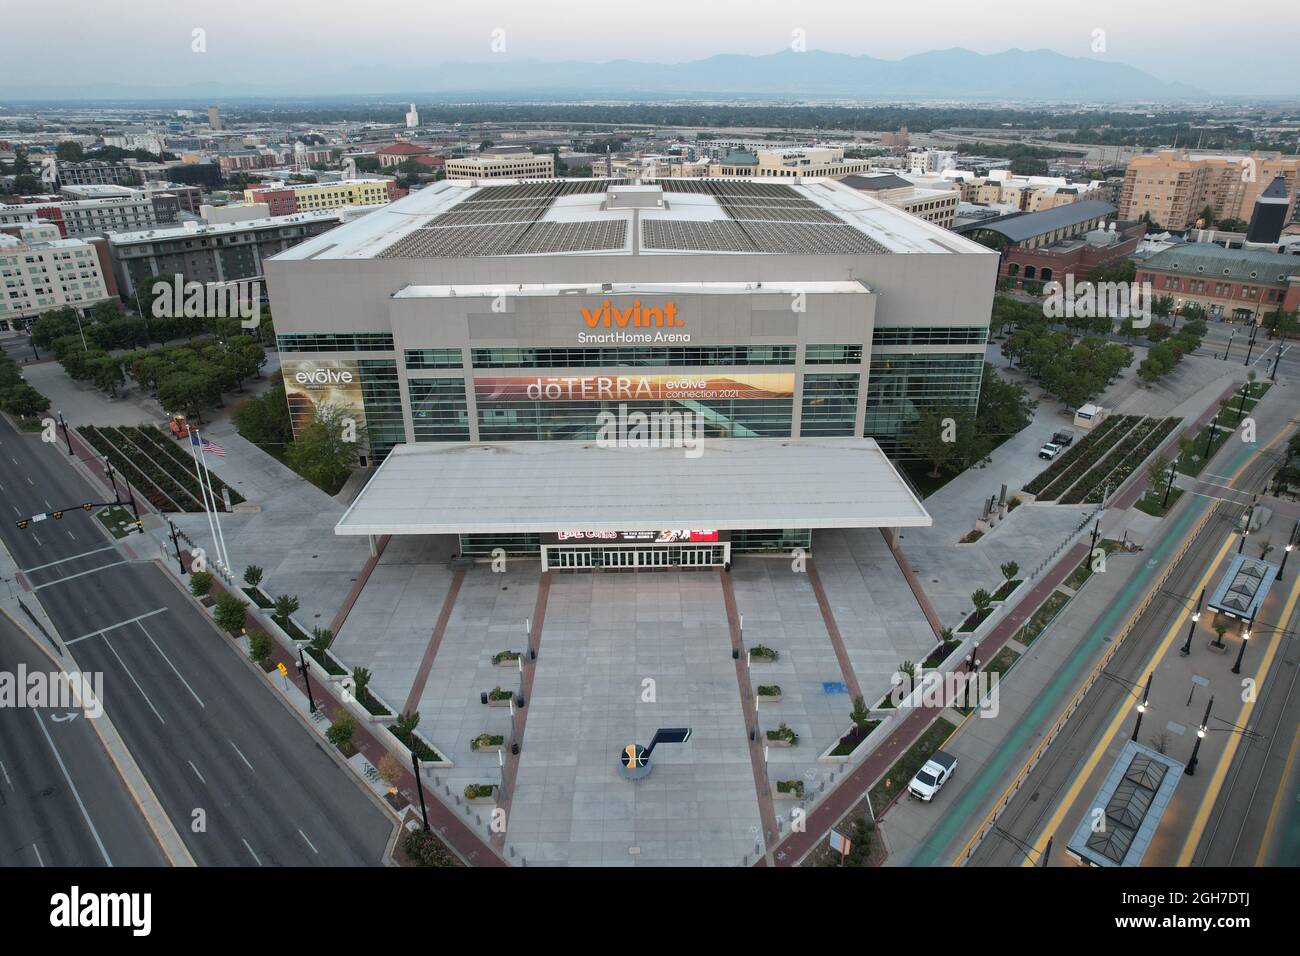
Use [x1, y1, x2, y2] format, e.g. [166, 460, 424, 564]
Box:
[1136, 244, 1300, 322]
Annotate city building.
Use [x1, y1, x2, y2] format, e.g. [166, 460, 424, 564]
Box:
[243, 178, 402, 216]
[405, 103, 420, 129]
[1247, 176, 1292, 244]
[1135, 243, 1300, 322]
[954, 200, 1129, 291]
[708, 146, 871, 179]
[374, 142, 437, 168]
[265, 177, 998, 489]
[106, 208, 364, 298]
[907, 149, 957, 175]
[208, 106, 223, 131]
[1119, 150, 1300, 230]
[841, 173, 960, 229]
[0, 222, 115, 328]
[55, 160, 138, 188]
[444, 149, 558, 180]
[15, 190, 162, 238]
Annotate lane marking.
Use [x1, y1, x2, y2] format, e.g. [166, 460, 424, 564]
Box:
[25, 476, 32, 485]
[242, 839, 262, 866]
[67, 608, 167, 645]
[138, 622, 204, 708]
[0, 759, 11, 788]
[23, 545, 118, 574]
[31, 843, 44, 867]
[1177, 573, 1300, 865]
[100, 635, 166, 725]
[31, 560, 129, 592]
[229, 740, 255, 773]
[298, 829, 318, 854]
[188, 761, 206, 785]
[31, 710, 112, 866]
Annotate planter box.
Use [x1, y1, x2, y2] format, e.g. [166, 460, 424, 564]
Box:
[487, 695, 514, 708]
[757, 692, 783, 704]
[774, 786, 805, 801]
[343, 685, 396, 725]
[466, 787, 498, 806]
[472, 741, 505, 754]
[749, 654, 777, 664]
[492, 655, 522, 669]
[818, 717, 891, 765]
[380, 725, 453, 769]
[765, 736, 796, 748]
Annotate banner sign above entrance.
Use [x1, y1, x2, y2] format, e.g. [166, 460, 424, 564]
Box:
[475, 375, 794, 403]
[548, 530, 724, 544]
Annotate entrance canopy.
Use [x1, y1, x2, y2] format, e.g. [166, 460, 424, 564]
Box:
[335, 437, 930, 537]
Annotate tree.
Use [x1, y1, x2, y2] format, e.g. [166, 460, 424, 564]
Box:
[214, 592, 248, 634]
[272, 593, 300, 624]
[56, 141, 85, 162]
[850, 695, 871, 728]
[189, 570, 214, 597]
[352, 666, 372, 700]
[309, 626, 333, 653]
[907, 406, 984, 477]
[1, 383, 50, 419]
[233, 383, 293, 452]
[1146, 453, 1172, 492]
[243, 565, 264, 588]
[285, 402, 364, 493]
[971, 589, 994, 620]
[12, 173, 43, 195]
[325, 710, 356, 750]
[1000, 561, 1019, 581]
[248, 630, 273, 664]
[975, 364, 1036, 450]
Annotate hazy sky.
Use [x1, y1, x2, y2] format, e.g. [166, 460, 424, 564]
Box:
[6, 1, 1299, 95]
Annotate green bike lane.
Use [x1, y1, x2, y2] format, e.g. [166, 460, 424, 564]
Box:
[908, 437, 1261, 867]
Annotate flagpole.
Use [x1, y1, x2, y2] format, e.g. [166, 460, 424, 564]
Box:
[185, 419, 222, 577]
[195, 424, 232, 577]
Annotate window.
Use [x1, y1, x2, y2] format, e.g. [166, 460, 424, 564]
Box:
[471, 344, 795, 368]
[800, 374, 859, 437]
[277, 331, 394, 352]
[804, 344, 864, 364]
[404, 348, 463, 369]
[872, 326, 988, 347]
[409, 378, 470, 442]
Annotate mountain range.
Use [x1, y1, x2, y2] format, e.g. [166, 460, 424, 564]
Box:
[2, 48, 1208, 104]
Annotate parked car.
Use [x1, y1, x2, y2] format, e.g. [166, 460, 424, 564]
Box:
[1051, 430, 1075, 447]
[908, 750, 958, 801]
[1038, 442, 1063, 460]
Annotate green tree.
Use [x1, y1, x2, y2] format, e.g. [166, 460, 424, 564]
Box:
[1, 383, 50, 419]
[248, 631, 273, 665]
[326, 710, 356, 749]
[243, 565, 264, 588]
[284, 402, 363, 493]
[850, 695, 871, 728]
[971, 588, 994, 620]
[214, 592, 248, 634]
[189, 570, 214, 597]
[56, 141, 85, 162]
[1000, 561, 1019, 581]
[272, 593, 300, 624]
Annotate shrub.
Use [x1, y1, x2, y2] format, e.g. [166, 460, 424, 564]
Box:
[850, 695, 871, 728]
[189, 570, 214, 597]
[214, 592, 248, 634]
[309, 626, 333, 653]
[394, 710, 421, 738]
[1000, 561, 1019, 581]
[401, 828, 455, 867]
[248, 630, 273, 664]
[243, 565, 264, 588]
[377, 752, 405, 788]
[272, 593, 300, 623]
[325, 710, 356, 749]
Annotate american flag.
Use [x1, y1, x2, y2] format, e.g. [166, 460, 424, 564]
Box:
[190, 434, 226, 456]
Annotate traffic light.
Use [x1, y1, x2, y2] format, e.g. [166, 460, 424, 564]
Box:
[82, 502, 94, 511]
[52, 511, 64, 520]
[15, 519, 28, 530]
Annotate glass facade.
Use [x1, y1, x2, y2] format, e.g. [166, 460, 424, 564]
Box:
[459, 533, 541, 555]
[864, 352, 983, 457]
[476, 395, 794, 441]
[409, 378, 471, 442]
[471, 345, 796, 368]
[358, 359, 405, 460]
[804, 343, 864, 364]
[277, 331, 394, 352]
[730, 529, 812, 552]
[404, 348, 464, 369]
[800, 373, 859, 437]
[872, 326, 988, 346]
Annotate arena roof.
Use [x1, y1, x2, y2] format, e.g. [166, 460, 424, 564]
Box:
[335, 437, 931, 538]
[274, 177, 993, 263]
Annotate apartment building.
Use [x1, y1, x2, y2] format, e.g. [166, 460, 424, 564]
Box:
[243, 178, 402, 216]
[841, 173, 960, 229]
[708, 146, 871, 179]
[444, 150, 557, 180]
[55, 160, 138, 188]
[0, 223, 114, 327]
[1119, 150, 1300, 230]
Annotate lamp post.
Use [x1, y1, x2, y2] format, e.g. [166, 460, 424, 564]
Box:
[1231, 614, 1255, 675]
[1238, 503, 1254, 554]
[1185, 696, 1213, 776]
[411, 750, 430, 831]
[1180, 587, 1206, 656]
[1203, 411, 1219, 461]
[1243, 325, 1257, 366]
[297, 647, 317, 715]
[165, 517, 184, 573]
[1234, 381, 1250, 425]
[1279, 521, 1298, 581]
[1131, 673, 1152, 742]
[1162, 455, 1179, 509]
[56, 410, 73, 456]
[1088, 518, 1100, 558]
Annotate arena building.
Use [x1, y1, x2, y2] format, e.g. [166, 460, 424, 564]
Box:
[265, 177, 998, 565]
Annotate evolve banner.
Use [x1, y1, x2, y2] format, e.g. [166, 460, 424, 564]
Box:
[474, 374, 795, 403]
[282, 359, 366, 433]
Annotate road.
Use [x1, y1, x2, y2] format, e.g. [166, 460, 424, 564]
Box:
[965, 421, 1285, 866]
[0, 415, 395, 866]
[0, 613, 170, 866]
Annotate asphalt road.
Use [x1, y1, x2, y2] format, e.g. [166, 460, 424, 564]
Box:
[0, 613, 170, 867]
[0, 415, 395, 866]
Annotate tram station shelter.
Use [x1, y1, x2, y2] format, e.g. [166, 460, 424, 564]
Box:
[335, 437, 931, 569]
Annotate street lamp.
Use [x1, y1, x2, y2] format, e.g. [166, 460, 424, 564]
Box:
[1185, 696, 1213, 776]
[1231, 618, 1254, 675]
[1162, 455, 1179, 509]
[56, 410, 73, 456]
[1203, 411, 1219, 461]
[1131, 673, 1152, 742]
[1180, 586, 1206, 656]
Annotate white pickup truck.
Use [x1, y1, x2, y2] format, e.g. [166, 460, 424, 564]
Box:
[908, 750, 958, 801]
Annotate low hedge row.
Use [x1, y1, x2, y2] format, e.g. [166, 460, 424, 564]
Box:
[1077, 417, 1181, 505]
[1036, 416, 1141, 501]
[1023, 414, 1126, 496]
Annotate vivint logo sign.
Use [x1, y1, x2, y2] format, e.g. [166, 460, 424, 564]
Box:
[578, 300, 690, 344]
[294, 367, 354, 386]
